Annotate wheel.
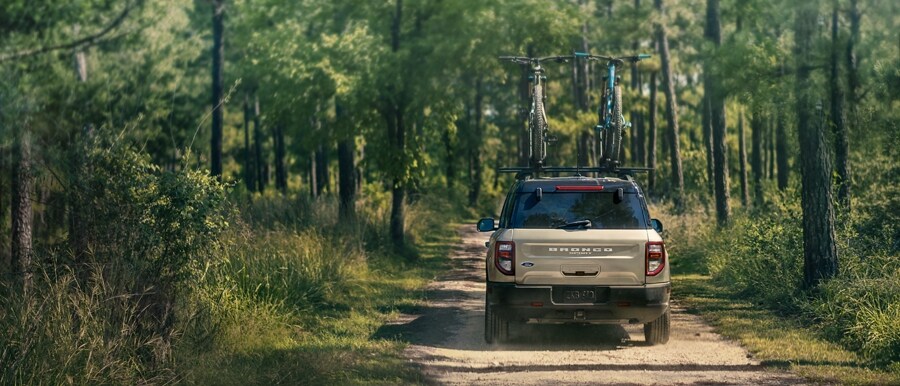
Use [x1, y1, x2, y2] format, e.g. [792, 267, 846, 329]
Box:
[643, 308, 671, 345]
[603, 85, 625, 166]
[531, 83, 547, 168]
[484, 297, 508, 344]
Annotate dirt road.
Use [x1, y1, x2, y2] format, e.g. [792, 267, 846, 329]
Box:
[387, 226, 808, 385]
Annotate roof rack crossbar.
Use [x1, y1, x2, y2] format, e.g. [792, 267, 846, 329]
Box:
[498, 166, 653, 180]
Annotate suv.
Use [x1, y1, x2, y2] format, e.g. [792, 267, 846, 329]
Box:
[477, 175, 670, 345]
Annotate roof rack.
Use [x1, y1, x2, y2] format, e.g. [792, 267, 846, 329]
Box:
[499, 166, 652, 181]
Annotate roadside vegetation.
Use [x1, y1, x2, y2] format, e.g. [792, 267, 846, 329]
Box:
[0, 138, 465, 384]
[656, 116, 900, 383]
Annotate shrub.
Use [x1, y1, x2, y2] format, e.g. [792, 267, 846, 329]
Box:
[812, 254, 900, 366]
[706, 201, 805, 310]
[0, 138, 228, 384]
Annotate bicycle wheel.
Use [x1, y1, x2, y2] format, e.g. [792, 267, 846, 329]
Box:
[531, 83, 547, 168]
[603, 85, 625, 165]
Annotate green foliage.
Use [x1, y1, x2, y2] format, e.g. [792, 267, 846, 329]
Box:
[180, 194, 460, 384]
[0, 137, 228, 384]
[813, 255, 900, 366]
[706, 195, 805, 309]
[686, 177, 900, 370]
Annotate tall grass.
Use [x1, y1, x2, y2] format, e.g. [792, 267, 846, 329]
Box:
[178, 193, 460, 384]
[0, 265, 181, 384]
[674, 184, 900, 369]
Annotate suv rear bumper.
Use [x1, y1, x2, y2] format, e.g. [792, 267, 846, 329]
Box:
[486, 281, 671, 324]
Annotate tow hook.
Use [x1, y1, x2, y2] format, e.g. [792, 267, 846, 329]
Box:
[575, 310, 585, 320]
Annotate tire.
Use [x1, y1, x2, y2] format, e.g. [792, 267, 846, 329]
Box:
[603, 85, 625, 166]
[643, 308, 671, 345]
[484, 297, 508, 344]
[531, 83, 547, 168]
[597, 89, 609, 162]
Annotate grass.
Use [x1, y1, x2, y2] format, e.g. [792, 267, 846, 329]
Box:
[674, 274, 900, 385]
[177, 196, 463, 385]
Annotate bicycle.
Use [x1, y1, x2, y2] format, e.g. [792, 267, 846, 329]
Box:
[574, 53, 651, 169]
[499, 55, 570, 170]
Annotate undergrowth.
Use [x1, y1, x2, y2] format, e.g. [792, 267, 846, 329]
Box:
[178, 193, 462, 385]
[655, 145, 900, 376]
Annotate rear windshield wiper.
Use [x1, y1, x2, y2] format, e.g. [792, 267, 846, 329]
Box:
[556, 219, 592, 229]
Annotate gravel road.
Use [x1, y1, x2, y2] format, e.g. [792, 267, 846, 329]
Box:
[385, 226, 809, 385]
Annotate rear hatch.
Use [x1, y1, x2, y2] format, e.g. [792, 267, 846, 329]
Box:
[514, 229, 648, 285]
[505, 182, 650, 286]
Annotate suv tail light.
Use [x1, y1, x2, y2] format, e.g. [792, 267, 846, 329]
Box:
[646, 242, 666, 276]
[495, 241, 515, 275]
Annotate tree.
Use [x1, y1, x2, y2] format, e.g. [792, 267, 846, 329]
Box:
[11, 127, 33, 294]
[750, 107, 764, 204]
[738, 109, 749, 207]
[705, 0, 730, 225]
[210, 0, 225, 178]
[830, 2, 850, 211]
[647, 70, 659, 193]
[654, 0, 684, 207]
[795, 0, 838, 289]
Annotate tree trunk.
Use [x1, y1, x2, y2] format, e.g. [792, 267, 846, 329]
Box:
[243, 94, 255, 191]
[338, 139, 356, 216]
[210, 0, 225, 178]
[469, 78, 484, 207]
[11, 128, 33, 294]
[388, 0, 406, 249]
[750, 108, 764, 204]
[309, 151, 318, 198]
[769, 109, 791, 191]
[273, 124, 286, 193]
[631, 5, 645, 166]
[738, 109, 749, 207]
[702, 96, 715, 196]
[846, 0, 860, 120]
[769, 113, 777, 181]
[648, 71, 659, 193]
[70, 43, 91, 279]
[443, 125, 455, 189]
[831, 3, 850, 211]
[337, 102, 356, 217]
[795, 0, 838, 289]
[315, 144, 328, 195]
[654, 0, 684, 208]
[706, 0, 730, 225]
[253, 95, 263, 192]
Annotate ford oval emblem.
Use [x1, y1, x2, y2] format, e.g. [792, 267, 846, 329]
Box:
[521, 262, 535, 268]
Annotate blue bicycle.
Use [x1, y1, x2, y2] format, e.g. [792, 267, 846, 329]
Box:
[575, 53, 651, 168]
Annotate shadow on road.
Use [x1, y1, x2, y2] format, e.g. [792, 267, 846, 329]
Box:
[373, 286, 635, 352]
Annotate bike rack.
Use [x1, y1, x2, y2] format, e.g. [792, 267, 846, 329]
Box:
[498, 166, 652, 181]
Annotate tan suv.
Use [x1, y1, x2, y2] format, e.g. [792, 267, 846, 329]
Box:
[477, 176, 670, 345]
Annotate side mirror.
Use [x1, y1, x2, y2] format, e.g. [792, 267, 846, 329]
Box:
[650, 218, 664, 233]
[477, 218, 497, 232]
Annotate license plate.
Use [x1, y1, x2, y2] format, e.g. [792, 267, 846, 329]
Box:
[562, 289, 596, 303]
[553, 287, 609, 304]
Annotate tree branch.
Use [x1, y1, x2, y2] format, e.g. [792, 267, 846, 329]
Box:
[0, 0, 142, 63]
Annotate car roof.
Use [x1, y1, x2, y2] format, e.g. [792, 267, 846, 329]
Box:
[515, 176, 641, 193]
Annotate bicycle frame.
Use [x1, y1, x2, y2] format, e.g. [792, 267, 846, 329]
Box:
[499, 55, 571, 170]
[574, 52, 651, 168]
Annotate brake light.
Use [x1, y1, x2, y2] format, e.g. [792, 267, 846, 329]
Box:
[646, 242, 666, 276]
[555, 185, 604, 191]
[494, 241, 515, 275]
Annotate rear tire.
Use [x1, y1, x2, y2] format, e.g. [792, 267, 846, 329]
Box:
[531, 83, 547, 169]
[643, 308, 671, 345]
[603, 85, 625, 166]
[484, 297, 508, 344]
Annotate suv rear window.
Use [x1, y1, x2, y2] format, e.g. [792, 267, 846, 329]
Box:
[508, 191, 647, 229]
